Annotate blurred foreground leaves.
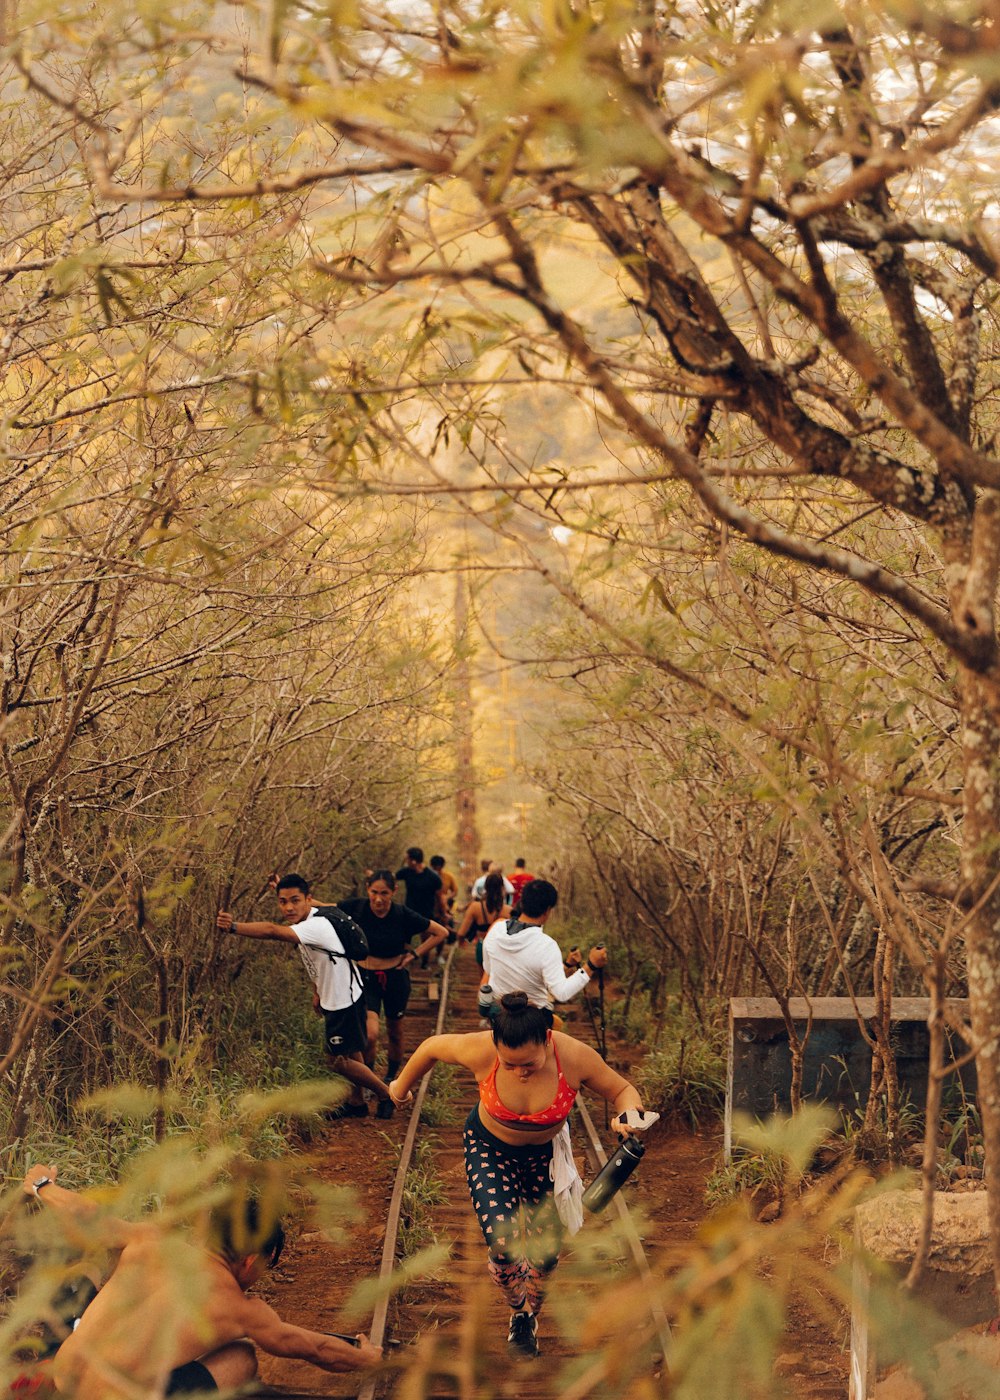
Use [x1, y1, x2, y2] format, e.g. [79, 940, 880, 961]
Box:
[4, 1094, 1000, 1397]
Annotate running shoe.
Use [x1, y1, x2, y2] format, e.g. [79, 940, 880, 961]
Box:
[507, 1311, 538, 1359]
[327, 1102, 368, 1120]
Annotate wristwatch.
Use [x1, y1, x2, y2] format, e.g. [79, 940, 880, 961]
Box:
[32, 1177, 51, 1196]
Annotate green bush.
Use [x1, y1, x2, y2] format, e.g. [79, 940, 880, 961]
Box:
[635, 1021, 726, 1129]
[705, 1106, 840, 1208]
[607, 986, 656, 1044]
[705, 1141, 787, 1208]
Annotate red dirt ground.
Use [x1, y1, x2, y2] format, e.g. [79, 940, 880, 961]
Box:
[253, 974, 851, 1398]
[255, 1115, 849, 1397]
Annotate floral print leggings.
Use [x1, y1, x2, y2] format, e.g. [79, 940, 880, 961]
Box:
[463, 1105, 563, 1315]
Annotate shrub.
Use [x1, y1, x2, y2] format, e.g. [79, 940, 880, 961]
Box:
[607, 986, 656, 1044]
[705, 1141, 787, 1208]
[635, 1020, 726, 1129]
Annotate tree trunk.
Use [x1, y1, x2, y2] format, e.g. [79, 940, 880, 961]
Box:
[959, 666, 1000, 1292]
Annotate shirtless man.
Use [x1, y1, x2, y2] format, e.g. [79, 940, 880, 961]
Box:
[21, 1164, 381, 1398]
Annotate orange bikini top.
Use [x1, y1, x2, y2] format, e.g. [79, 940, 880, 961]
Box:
[479, 1043, 577, 1129]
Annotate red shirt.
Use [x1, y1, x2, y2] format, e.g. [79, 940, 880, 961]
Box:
[509, 871, 535, 900]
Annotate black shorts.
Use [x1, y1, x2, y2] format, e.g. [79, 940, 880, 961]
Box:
[323, 999, 367, 1057]
[361, 966, 411, 1020]
[166, 1360, 217, 1395]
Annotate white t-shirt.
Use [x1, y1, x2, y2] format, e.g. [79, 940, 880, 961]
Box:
[482, 918, 590, 1010]
[292, 910, 363, 1012]
[472, 874, 515, 900]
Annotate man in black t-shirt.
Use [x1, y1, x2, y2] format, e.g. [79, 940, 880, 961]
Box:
[339, 868, 447, 1107]
[394, 846, 445, 921]
[395, 846, 447, 966]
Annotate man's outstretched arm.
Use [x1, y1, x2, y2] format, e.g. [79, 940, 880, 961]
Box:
[540, 942, 602, 1003]
[22, 1165, 149, 1248]
[238, 1296, 382, 1371]
[216, 912, 298, 942]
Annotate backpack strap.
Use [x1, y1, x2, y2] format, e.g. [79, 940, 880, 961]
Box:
[304, 908, 366, 994]
[316, 942, 363, 995]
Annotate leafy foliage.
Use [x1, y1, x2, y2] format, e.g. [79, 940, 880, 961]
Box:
[634, 1019, 727, 1129]
[7, 0, 1000, 1388]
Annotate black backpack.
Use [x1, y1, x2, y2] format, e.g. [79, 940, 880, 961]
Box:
[312, 905, 369, 963]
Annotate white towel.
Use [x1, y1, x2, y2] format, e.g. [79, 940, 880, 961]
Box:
[549, 1122, 584, 1235]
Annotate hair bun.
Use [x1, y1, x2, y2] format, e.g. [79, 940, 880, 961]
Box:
[499, 991, 530, 1012]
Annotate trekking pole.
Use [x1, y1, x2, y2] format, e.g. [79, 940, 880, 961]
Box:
[597, 967, 607, 1059]
[597, 965, 609, 1129]
[581, 972, 600, 1043]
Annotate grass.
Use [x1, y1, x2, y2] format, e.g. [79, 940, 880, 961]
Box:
[634, 1020, 727, 1129]
[419, 1065, 460, 1128]
[398, 1136, 447, 1258]
[941, 1096, 984, 1173]
[704, 1140, 787, 1208]
[828, 1053, 925, 1165]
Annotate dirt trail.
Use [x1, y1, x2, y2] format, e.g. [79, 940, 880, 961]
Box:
[255, 951, 849, 1397]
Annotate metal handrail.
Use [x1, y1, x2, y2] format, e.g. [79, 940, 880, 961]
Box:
[356, 943, 456, 1400]
[575, 1095, 674, 1366]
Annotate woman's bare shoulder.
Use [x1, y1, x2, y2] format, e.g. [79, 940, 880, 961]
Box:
[553, 1031, 601, 1070]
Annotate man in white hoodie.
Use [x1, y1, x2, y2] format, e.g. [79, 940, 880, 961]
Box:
[481, 879, 607, 1011]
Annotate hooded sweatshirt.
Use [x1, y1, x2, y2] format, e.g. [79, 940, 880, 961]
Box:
[481, 919, 591, 1010]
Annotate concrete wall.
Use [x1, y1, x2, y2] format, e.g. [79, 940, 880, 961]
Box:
[725, 997, 974, 1161]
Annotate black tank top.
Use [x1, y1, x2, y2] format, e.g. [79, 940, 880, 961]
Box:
[472, 899, 505, 935]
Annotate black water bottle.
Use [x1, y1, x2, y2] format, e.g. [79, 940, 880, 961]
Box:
[582, 1136, 646, 1213]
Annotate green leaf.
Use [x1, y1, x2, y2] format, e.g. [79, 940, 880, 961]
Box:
[733, 1104, 837, 1179]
